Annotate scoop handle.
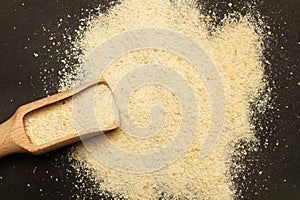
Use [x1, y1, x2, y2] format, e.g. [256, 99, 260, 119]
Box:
[0, 116, 25, 158]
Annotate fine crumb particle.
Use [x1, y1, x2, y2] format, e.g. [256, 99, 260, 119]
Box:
[46, 0, 270, 199]
[33, 52, 39, 57]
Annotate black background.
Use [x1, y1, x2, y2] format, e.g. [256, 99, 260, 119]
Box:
[0, 0, 299, 199]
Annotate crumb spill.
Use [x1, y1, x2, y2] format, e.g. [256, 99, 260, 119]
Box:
[45, 0, 271, 199]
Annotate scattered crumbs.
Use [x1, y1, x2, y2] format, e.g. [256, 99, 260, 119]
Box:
[33, 166, 38, 173]
[54, 0, 271, 199]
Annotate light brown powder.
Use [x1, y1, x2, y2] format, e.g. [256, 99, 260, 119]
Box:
[24, 83, 119, 145]
[57, 0, 269, 199]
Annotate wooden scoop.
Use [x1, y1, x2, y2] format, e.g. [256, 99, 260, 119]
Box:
[0, 79, 120, 158]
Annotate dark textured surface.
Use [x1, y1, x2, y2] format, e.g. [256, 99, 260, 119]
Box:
[0, 0, 299, 199]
